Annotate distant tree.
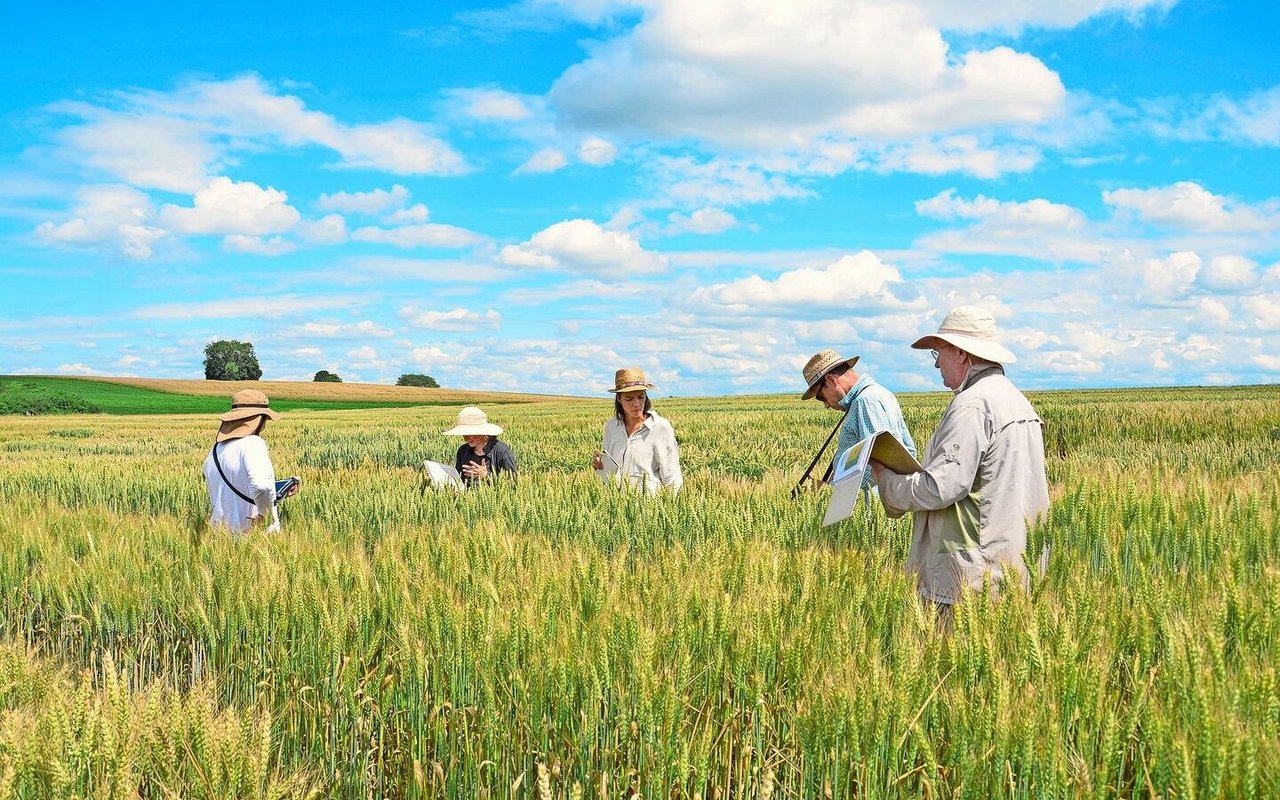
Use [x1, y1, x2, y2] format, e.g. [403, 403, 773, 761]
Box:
[203, 340, 263, 381]
[396, 373, 439, 388]
[313, 370, 343, 383]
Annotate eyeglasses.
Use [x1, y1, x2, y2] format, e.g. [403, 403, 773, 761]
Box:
[929, 349, 939, 362]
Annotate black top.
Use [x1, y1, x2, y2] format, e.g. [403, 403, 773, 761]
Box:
[454, 438, 518, 485]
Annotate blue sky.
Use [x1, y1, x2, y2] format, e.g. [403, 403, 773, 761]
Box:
[2, 0, 1278, 395]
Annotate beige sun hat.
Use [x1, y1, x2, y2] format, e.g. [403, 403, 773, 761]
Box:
[216, 389, 281, 442]
[442, 406, 503, 436]
[608, 367, 656, 394]
[800, 349, 860, 400]
[911, 305, 1017, 364]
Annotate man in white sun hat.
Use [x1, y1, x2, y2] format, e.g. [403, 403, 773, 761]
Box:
[202, 389, 300, 534]
[798, 348, 916, 492]
[871, 306, 1050, 622]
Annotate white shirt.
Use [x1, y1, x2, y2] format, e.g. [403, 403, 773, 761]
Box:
[595, 411, 683, 494]
[202, 435, 279, 533]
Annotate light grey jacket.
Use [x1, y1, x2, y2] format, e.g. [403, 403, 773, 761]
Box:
[878, 364, 1050, 604]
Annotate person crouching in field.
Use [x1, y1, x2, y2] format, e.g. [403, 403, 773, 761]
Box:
[592, 368, 683, 494]
[443, 406, 517, 485]
[203, 389, 300, 534]
[871, 306, 1050, 627]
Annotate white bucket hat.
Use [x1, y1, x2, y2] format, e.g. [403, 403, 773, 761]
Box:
[911, 305, 1016, 364]
[442, 406, 503, 436]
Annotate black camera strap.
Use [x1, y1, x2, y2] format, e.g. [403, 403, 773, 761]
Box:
[211, 439, 258, 505]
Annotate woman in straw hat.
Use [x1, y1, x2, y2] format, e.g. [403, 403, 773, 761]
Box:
[202, 389, 299, 534]
[591, 367, 683, 494]
[442, 406, 517, 485]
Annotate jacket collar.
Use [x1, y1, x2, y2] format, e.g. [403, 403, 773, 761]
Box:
[959, 363, 1004, 392]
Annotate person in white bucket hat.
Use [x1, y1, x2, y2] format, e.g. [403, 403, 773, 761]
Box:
[443, 406, 518, 485]
[871, 306, 1049, 629]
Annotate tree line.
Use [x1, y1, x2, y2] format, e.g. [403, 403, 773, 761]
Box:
[203, 340, 437, 387]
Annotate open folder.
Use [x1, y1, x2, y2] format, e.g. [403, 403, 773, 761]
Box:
[822, 431, 921, 527]
[422, 460, 465, 491]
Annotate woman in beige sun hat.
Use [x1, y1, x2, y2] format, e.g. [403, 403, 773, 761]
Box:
[202, 389, 300, 534]
[591, 367, 683, 494]
[442, 406, 517, 485]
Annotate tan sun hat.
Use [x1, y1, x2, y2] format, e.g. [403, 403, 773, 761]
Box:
[911, 305, 1016, 364]
[442, 406, 503, 436]
[608, 367, 656, 394]
[216, 388, 281, 442]
[800, 349, 860, 400]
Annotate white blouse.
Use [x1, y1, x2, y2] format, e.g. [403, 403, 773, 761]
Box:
[595, 411, 683, 494]
[202, 435, 279, 533]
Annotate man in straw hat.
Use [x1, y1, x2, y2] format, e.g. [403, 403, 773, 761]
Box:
[798, 349, 916, 491]
[871, 306, 1049, 622]
[202, 389, 299, 534]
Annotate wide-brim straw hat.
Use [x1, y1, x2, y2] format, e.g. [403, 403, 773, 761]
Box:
[216, 388, 280, 442]
[800, 349, 860, 400]
[911, 305, 1017, 364]
[443, 405, 503, 436]
[608, 367, 656, 394]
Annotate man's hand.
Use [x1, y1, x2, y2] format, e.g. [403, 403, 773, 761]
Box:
[870, 462, 885, 484]
[591, 452, 604, 471]
[282, 476, 302, 499]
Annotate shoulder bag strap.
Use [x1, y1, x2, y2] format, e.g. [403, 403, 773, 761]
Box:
[211, 439, 257, 505]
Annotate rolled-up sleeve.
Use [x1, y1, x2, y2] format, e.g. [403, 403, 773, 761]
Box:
[879, 405, 989, 512]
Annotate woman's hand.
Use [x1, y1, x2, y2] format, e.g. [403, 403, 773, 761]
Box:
[283, 476, 302, 499]
[463, 461, 489, 480]
[591, 452, 604, 470]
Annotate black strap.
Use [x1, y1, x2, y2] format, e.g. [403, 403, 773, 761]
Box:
[211, 439, 257, 505]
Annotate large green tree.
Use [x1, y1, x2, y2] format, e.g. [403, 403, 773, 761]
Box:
[313, 370, 342, 383]
[203, 340, 263, 381]
[396, 373, 438, 388]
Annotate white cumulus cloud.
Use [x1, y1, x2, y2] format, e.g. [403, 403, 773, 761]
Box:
[222, 234, 296, 256]
[548, 0, 1067, 149]
[399, 305, 503, 331]
[577, 135, 618, 166]
[296, 214, 348, 245]
[448, 87, 535, 121]
[159, 177, 300, 236]
[515, 148, 569, 175]
[316, 185, 411, 215]
[351, 223, 485, 249]
[34, 183, 167, 260]
[1197, 255, 1259, 293]
[498, 218, 668, 276]
[383, 204, 430, 225]
[1103, 181, 1280, 233]
[665, 207, 738, 235]
[691, 250, 922, 314]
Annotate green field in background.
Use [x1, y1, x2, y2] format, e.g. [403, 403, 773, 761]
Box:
[0, 376, 464, 415]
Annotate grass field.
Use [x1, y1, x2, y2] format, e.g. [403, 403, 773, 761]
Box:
[0, 376, 573, 416]
[0, 384, 1278, 798]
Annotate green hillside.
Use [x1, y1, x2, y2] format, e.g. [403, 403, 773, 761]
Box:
[0, 376, 446, 416]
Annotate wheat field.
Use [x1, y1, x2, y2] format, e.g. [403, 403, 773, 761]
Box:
[0, 386, 1277, 798]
